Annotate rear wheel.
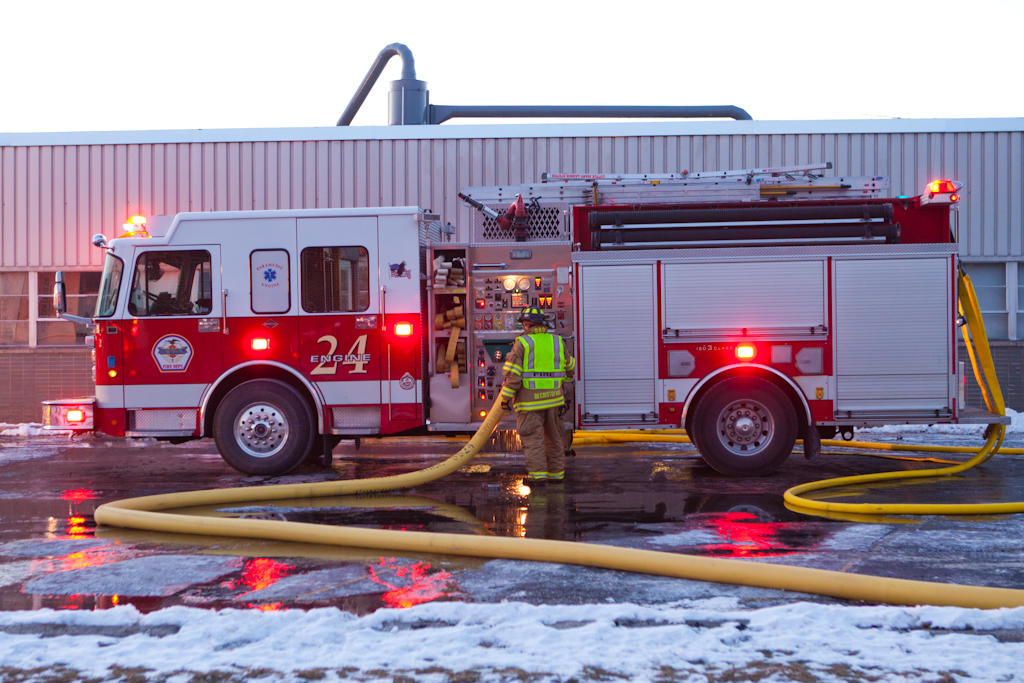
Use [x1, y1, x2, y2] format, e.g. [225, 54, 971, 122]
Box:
[692, 377, 797, 477]
[213, 379, 314, 476]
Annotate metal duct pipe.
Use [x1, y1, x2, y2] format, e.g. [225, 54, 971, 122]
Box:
[428, 105, 753, 123]
[337, 43, 423, 126]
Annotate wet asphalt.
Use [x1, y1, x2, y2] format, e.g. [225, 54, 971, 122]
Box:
[1, 430, 1023, 614]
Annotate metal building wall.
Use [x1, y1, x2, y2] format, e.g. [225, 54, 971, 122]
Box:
[2, 120, 1022, 268]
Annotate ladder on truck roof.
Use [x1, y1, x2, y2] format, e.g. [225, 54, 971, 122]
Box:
[460, 162, 890, 209]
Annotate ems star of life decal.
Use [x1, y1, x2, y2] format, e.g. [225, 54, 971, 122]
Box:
[152, 335, 194, 372]
[399, 372, 415, 390]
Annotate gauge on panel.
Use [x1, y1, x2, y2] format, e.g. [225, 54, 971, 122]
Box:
[517, 277, 531, 291]
[502, 276, 517, 291]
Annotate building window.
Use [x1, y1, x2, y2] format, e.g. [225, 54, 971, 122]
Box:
[0, 273, 29, 345]
[962, 262, 1008, 340]
[300, 246, 370, 313]
[37, 272, 101, 345]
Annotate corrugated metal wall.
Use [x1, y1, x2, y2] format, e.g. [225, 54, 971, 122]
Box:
[2, 124, 1022, 268]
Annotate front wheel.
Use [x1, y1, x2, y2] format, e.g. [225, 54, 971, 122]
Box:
[213, 379, 315, 476]
[691, 377, 797, 477]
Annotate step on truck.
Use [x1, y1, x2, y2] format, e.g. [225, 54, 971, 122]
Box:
[44, 163, 1009, 476]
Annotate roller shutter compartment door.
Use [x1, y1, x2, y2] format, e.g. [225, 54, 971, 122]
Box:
[834, 258, 950, 414]
[579, 263, 656, 417]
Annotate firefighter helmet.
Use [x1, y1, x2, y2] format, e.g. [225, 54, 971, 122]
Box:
[519, 306, 549, 325]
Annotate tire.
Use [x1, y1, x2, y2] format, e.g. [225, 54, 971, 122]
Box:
[691, 377, 797, 477]
[213, 379, 315, 476]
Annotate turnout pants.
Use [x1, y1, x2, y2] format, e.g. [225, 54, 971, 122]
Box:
[516, 406, 565, 480]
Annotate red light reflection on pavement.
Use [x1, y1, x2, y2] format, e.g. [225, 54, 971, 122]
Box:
[238, 558, 293, 592]
[248, 602, 283, 611]
[64, 515, 92, 538]
[222, 558, 293, 597]
[367, 557, 453, 609]
[61, 489, 98, 503]
[703, 511, 798, 558]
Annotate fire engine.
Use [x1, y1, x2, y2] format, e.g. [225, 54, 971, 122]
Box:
[43, 162, 1008, 477]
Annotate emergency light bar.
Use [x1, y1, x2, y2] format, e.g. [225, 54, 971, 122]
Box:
[919, 180, 963, 207]
[119, 215, 150, 238]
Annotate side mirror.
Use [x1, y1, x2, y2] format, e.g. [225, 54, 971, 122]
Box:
[53, 271, 67, 314]
[92, 234, 108, 249]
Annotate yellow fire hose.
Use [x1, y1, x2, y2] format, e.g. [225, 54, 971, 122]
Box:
[95, 273, 1024, 608]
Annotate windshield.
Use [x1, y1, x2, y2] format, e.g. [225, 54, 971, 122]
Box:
[95, 252, 124, 317]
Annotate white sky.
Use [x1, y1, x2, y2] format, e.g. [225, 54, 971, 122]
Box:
[0, 0, 1021, 133]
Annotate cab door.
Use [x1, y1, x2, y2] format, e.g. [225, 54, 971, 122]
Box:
[120, 246, 223, 434]
[296, 217, 381, 432]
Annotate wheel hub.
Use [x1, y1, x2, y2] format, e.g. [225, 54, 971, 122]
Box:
[234, 404, 289, 458]
[717, 399, 774, 457]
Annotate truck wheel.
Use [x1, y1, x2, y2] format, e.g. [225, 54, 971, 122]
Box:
[692, 377, 797, 477]
[213, 379, 314, 476]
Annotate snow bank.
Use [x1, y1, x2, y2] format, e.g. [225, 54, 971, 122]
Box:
[0, 601, 1022, 681]
[858, 407, 1024, 436]
[0, 422, 68, 437]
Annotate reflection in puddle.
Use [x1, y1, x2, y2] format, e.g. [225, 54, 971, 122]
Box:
[61, 489, 98, 503]
[225, 558, 294, 594]
[368, 557, 454, 609]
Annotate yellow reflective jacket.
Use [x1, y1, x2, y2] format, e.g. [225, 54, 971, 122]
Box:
[500, 330, 576, 411]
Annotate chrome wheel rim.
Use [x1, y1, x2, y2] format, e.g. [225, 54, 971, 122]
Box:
[716, 398, 774, 457]
[234, 403, 289, 458]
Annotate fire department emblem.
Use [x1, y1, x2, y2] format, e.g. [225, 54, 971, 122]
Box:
[399, 372, 415, 390]
[153, 335, 194, 373]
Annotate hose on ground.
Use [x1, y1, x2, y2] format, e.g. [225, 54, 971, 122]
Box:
[783, 271, 1014, 517]
[94, 274, 1024, 608]
[97, 398, 1024, 608]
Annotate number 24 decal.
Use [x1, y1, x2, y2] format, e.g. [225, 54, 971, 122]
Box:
[310, 335, 371, 375]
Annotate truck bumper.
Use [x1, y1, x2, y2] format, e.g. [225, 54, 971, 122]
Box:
[41, 398, 96, 432]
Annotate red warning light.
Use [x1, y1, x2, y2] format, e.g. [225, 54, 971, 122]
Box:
[735, 344, 755, 360]
[930, 180, 958, 194]
[394, 322, 413, 337]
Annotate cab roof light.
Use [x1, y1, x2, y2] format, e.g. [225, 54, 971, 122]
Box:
[130, 215, 147, 225]
[394, 322, 414, 337]
[928, 180, 963, 195]
[735, 344, 756, 360]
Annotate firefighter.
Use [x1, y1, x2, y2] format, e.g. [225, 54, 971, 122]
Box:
[500, 306, 576, 482]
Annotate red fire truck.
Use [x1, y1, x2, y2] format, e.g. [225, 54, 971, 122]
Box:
[44, 163, 1007, 476]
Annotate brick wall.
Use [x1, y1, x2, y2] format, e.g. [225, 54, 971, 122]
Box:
[0, 349, 93, 423]
[961, 343, 1024, 413]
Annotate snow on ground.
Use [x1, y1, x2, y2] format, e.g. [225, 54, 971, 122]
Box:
[0, 600, 1023, 682]
[2, 422, 1023, 680]
[858, 407, 1024, 436]
[0, 422, 68, 437]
